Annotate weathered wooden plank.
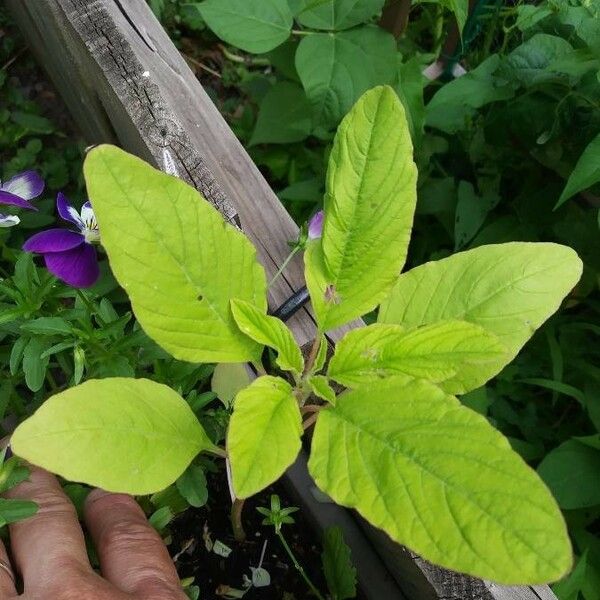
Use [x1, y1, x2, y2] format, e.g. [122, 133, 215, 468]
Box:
[6, 2, 558, 600]
[6, 0, 316, 347]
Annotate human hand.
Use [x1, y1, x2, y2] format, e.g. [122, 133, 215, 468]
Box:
[0, 467, 187, 599]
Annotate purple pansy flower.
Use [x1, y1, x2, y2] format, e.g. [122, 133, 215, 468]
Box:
[0, 170, 44, 227]
[23, 192, 100, 288]
[308, 210, 324, 240]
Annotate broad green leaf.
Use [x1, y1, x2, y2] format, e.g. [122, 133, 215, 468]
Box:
[23, 338, 49, 392]
[515, 4, 553, 31]
[322, 526, 357, 600]
[305, 86, 417, 331]
[295, 0, 385, 30]
[395, 55, 426, 146]
[197, 0, 293, 53]
[0, 498, 38, 525]
[177, 465, 209, 508]
[211, 363, 252, 409]
[231, 299, 304, 374]
[454, 181, 500, 250]
[379, 243, 582, 369]
[84, 145, 266, 363]
[295, 26, 397, 130]
[228, 376, 302, 498]
[537, 440, 600, 509]
[504, 34, 573, 87]
[309, 379, 572, 583]
[328, 321, 506, 394]
[11, 378, 215, 495]
[20, 317, 73, 336]
[308, 374, 336, 405]
[426, 55, 515, 134]
[250, 82, 313, 145]
[556, 132, 600, 207]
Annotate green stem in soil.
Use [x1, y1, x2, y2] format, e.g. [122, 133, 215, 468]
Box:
[276, 530, 326, 600]
[268, 246, 300, 288]
[231, 498, 246, 542]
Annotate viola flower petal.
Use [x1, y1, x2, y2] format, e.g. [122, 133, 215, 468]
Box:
[44, 244, 100, 288]
[80, 201, 97, 228]
[0, 214, 20, 228]
[308, 210, 324, 240]
[57, 192, 84, 228]
[0, 190, 37, 211]
[0, 170, 45, 201]
[23, 229, 84, 253]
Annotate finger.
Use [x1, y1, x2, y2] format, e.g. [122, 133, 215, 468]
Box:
[85, 490, 185, 599]
[4, 467, 92, 593]
[0, 539, 17, 598]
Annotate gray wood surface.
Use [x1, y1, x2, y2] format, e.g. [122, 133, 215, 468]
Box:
[6, 2, 558, 599]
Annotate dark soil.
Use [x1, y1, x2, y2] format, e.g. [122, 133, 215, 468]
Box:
[171, 469, 364, 600]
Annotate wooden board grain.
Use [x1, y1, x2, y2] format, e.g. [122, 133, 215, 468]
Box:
[6, 2, 558, 599]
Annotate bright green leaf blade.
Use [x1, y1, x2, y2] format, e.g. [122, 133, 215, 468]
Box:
[84, 145, 267, 364]
[322, 526, 357, 600]
[328, 321, 506, 394]
[231, 299, 304, 374]
[379, 242, 582, 368]
[556, 132, 600, 207]
[20, 317, 73, 336]
[295, 27, 397, 129]
[296, 0, 385, 30]
[305, 86, 417, 330]
[197, 0, 293, 53]
[308, 374, 336, 405]
[228, 376, 302, 498]
[537, 440, 600, 509]
[11, 378, 215, 495]
[211, 363, 252, 409]
[250, 82, 313, 145]
[309, 380, 572, 583]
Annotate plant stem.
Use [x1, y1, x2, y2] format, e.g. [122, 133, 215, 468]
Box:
[252, 360, 266, 376]
[302, 412, 319, 431]
[219, 45, 270, 66]
[303, 335, 321, 376]
[291, 29, 313, 36]
[276, 530, 326, 600]
[269, 246, 300, 288]
[231, 498, 246, 542]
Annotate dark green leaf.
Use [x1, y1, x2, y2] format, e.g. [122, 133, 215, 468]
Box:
[322, 526, 357, 600]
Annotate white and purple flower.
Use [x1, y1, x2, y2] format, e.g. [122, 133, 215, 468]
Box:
[0, 170, 44, 227]
[23, 192, 100, 288]
[308, 210, 324, 240]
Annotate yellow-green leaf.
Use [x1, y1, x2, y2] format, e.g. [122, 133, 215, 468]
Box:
[228, 376, 302, 498]
[231, 299, 303, 374]
[11, 378, 214, 495]
[308, 374, 336, 405]
[84, 145, 267, 363]
[379, 242, 582, 370]
[211, 363, 252, 409]
[328, 321, 506, 394]
[305, 86, 417, 331]
[309, 380, 572, 583]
